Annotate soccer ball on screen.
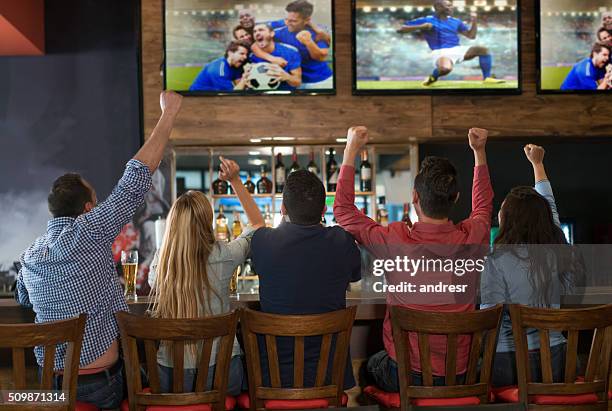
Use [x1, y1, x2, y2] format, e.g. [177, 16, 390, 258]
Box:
[246, 63, 280, 90]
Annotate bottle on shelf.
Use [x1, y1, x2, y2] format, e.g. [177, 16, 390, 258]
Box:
[232, 211, 243, 238]
[359, 150, 372, 192]
[326, 148, 338, 192]
[307, 149, 319, 175]
[275, 153, 286, 194]
[376, 197, 389, 227]
[212, 166, 229, 195]
[402, 203, 412, 227]
[244, 172, 256, 194]
[215, 205, 230, 241]
[257, 167, 272, 194]
[263, 204, 273, 228]
[289, 147, 300, 174]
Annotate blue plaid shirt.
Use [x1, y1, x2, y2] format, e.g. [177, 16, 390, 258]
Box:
[16, 159, 152, 369]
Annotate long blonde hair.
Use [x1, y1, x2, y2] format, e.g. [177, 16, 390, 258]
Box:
[150, 190, 220, 320]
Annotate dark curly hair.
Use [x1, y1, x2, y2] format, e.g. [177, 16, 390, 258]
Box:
[282, 169, 325, 225]
[413, 156, 458, 219]
[48, 173, 93, 218]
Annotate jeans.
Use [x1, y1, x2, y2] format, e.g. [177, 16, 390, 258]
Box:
[159, 355, 245, 396]
[43, 360, 124, 410]
[366, 350, 465, 392]
[492, 343, 566, 387]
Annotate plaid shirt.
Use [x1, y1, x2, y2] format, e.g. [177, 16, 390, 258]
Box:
[16, 159, 152, 369]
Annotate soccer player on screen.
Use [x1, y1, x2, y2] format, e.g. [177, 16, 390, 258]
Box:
[397, 0, 504, 86]
[189, 41, 251, 91]
[560, 43, 612, 90]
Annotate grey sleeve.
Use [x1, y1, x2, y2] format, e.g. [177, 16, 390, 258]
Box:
[479, 257, 507, 308]
[225, 226, 257, 265]
[535, 180, 561, 228]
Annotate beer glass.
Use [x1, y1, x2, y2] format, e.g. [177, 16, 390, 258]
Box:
[121, 250, 138, 302]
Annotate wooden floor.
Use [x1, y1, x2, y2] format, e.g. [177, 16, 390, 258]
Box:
[0, 366, 38, 389]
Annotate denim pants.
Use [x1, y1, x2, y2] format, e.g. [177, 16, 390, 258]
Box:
[43, 360, 124, 410]
[492, 343, 566, 387]
[366, 350, 465, 392]
[159, 355, 245, 396]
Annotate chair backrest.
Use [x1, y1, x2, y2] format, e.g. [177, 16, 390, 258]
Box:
[509, 304, 612, 408]
[240, 306, 357, 411]
[116, 310, 239, 411]
[390, 304, 503, 411]
[0, 314, 87, 411]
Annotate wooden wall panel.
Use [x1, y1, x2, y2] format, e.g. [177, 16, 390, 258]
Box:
[141, 0, 612, 145]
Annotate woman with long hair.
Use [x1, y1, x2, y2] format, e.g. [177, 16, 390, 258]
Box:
[148, 157, 264, 394]
[480, 144, 576, 387]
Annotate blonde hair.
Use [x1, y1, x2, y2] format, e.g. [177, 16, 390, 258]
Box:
[150, 190, 221, 320]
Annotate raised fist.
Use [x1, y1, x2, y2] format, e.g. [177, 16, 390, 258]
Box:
[219, 156, 241, 182]
[468, 127, 488, 151]
[160, 90, 183, 115]
[296, 30, 313, 44]
[346, 126, 369, 153]
[524, 144, 545, 165]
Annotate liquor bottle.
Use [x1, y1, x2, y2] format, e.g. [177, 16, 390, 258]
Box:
[359, 150, 372, 192]
[321, 215, 326, 226]
[263, 205, 273, 228]
[326, 148, 338, 192]
[232, 211, 243, 238]
[257, 167, 272, 194]
[212, 166, 229, 195]
[307, 150, 319, 175]
[289, 147, 300, 174]
[214, 205, 230, 241]
[244, 173, 256, 194]
[376, 197, 389, 227]
[402, 203, 412, 227]
[275, 153, 286, 194]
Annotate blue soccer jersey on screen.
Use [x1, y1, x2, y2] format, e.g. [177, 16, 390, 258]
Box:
[250, 43, 302, 90]
[189, 57, 243, 91]
[406, 15, 469, 51]
[268, 19, 285, 29]
[273, 26, 332, 84]
[560, 58, 605, 90]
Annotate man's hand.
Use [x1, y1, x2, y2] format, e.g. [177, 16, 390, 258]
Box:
[346, 126, 369, 155]
[524, 144, 545, 165]
[296, 30, 313, 44]
[160, 90, 183, 116]
[219, 156, 241, 183]
[267, 64, 290, 82]
[468, 127, 488, 152]
[470, 12, 477, 23]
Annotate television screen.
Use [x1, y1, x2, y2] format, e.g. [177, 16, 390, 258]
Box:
[490, 223, 574, 245]
[353, 0, 521, 94]
[538, 0, 612, 92]
[164, 0, 335, 95]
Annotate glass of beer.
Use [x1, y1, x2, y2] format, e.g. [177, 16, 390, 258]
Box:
[121, 250, 138, 302]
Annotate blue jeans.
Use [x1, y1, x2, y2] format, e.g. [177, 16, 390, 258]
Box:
[492, 343, 566, 387]
[159, 355, 245, 396]
[43, 360, 124, 410]
[366, 350, 465, 392]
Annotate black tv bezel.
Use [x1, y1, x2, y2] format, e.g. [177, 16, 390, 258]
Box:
[162, 0, 337, 96]
[536, 0, 611, 94]
[351, 0, 523, 96]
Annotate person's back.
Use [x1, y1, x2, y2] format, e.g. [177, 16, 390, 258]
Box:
[251, 170, 361, 389]
[333, 126, 493, 392]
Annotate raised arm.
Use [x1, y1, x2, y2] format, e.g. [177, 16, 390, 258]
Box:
[461, 14, 477, 39]
[219, 157, 265, 229]
[467, 128, 494, 223]
[397, 22, 433, 33]
[296, 30, 328, 61]
[524, 144, 561, 227]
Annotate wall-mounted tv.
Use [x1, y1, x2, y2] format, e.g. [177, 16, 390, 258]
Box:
[353, 0, 521, 94]
[164, 0, 335, 95]
[538, 0, 612, 92]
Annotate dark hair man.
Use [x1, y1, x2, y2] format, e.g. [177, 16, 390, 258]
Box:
[561, 43, 612, 90]
[597, 27, 612, 45]
[16, 91, 183, 409]
[250, 170, 361, 389]
[334, 126, 493, 391]
[189, 41, 251, 91]
[233, 25, 253, 45]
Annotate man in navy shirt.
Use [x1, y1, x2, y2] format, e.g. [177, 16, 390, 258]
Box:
[398, 0, 504, 86]
[271, 0, 333, 90]
[561, 43, 611, 90]
[251, 170, 361, 390]
[189, 41, 250, 91]
[250, 23, 302, 90]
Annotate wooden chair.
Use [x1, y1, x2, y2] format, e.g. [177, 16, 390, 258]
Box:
[116, 310, 239, 411]
[0, 314, 87, 411]
[239, 306, 357, 411]
[508, 304, 612, 410]
[364, 305, 504, 410]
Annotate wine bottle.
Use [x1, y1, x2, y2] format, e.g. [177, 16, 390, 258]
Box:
[376, 197, 389, 227]
[307, 150, 319, 175]
[264, 204, 273, 228]
[402, 203, 412, 226]
[212, 166, 229, 195]
[289, 147, 300, 174]
[359, 150, 372, 192]
[275, 153, 286, 194]
[232, 211, 243, 238]
[244, 172, 255, 194]
[257, 167, 272, 194]
[215, 205, 230, 241]
[326, 148, 338, 192]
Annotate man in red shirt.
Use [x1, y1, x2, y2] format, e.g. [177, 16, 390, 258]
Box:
[333, 126, 493, 391]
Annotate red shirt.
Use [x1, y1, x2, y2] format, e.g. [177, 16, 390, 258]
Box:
[333, 164, 493, 376]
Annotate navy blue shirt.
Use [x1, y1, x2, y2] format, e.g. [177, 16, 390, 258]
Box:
[251, 222, 361, 389]
[189, 57, 243, 91]
[560, 58, 605, 90]
[406, 15, 469, 50]
[250, 43, 301, 90]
